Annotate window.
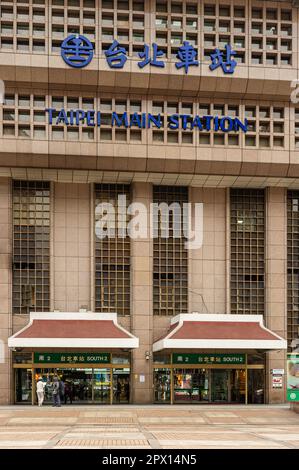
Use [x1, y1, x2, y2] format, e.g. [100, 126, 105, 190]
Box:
[13, 180, 50, 314]
[94, 184, 131, 316]
[250, 5, 292, 66]
[1, 1, 47, 53]
[287, 191, 299, 350]
[153, 186, 188, 316]
[230, 189, 265, 315]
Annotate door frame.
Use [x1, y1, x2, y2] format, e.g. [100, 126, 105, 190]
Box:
[154, 359, 265, 405]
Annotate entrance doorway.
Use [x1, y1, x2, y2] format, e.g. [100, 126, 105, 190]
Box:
[172, 368, 246, 404]
[211, 370, 229, 402]
[113, 368, 130, 403]
[36, 368, 94, 404]
[13, 351, 131, 405]
[15, 366, 131, 405]
[15, 368, 32, 404]
[173, 368, 209, 403]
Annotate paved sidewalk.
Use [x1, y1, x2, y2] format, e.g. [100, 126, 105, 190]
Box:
[0, 405, 298, 449]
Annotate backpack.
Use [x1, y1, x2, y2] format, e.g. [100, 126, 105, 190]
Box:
[53, 381, 59, 395]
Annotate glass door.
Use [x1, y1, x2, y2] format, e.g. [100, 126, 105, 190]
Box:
[35, 368, 93, 404]
[93, 368, 111, 404]
[154, 368, 171, 403]
[174, 368, 193, 402]
[15, 369, 32, 403]
[112, 368, 130, 403]
[61, 368, 93, 403]
[247, 369, 265, 404]
[211, 370, 229, 402]
[173, 369, 210, 403]
[230, 369, 246, 403]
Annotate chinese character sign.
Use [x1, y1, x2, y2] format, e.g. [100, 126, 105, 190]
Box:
[104, 40, 127, 69]
[33, 352, 111, 364]
[60, 35, 237, 75]
[61, 35, 94, 68]
[209, 45, 237, 74]
[138, 43, 165, 69]
[172, 353, 246, 365]
[175, 41, 199, 73]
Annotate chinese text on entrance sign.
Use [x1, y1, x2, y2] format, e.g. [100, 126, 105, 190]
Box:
[34, 352, 111, 364]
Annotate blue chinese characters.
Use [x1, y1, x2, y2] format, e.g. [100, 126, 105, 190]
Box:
[60, 35, 238, 75]
[105, 40, 128, 69]
[209, 44, 237, 74]
[175, 41, 199, 73]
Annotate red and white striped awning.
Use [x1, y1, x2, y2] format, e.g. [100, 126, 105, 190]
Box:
[8, 312, 139, 349]
[153, 313, 287, 352]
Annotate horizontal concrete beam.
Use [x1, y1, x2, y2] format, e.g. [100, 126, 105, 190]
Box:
[0, 58, 296, 99]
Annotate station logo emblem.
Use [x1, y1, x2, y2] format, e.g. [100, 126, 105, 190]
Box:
[61, 34, 94, 68]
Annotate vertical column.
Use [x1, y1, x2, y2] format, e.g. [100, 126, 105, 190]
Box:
[53, 183, 91, 312]
[189, 187, 226, 314]
[266, 187, 287, 403]
[0, 177, 12, 404]
[131, 182, 153, 404]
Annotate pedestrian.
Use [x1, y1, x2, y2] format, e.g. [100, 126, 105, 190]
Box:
[124, 379, 130, 403]
[64, 381, 73, 405]
[116, 379, 122, 403]
[36, 377, 45, 407]
[59, 378, 65, 402]
[52, 375, 61, 407]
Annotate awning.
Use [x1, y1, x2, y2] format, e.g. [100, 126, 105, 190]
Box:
[153, 313, 287, 352]
[8, 312, 139, 349]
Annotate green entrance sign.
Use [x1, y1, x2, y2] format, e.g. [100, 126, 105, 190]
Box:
[287, 354, 299, 402]
[172, 353, 246, 365]
[34, 352, 111, 364]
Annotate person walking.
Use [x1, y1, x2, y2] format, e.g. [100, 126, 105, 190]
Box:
[36, 377, 45, 407]
[116, 379, 122, 403]
[64, 381, 73, 405]
[52, 375, 61, 407]
[124, 379, 130, 403]
[59, 378, 65, 403]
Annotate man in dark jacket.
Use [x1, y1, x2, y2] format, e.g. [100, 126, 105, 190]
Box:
[52, 375, 61, 407]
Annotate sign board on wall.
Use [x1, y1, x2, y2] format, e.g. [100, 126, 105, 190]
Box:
[45, 108, 248, 133]
[60, 35, 238, 75]
[287, 354, 299, 402]
[34, 352, 111, 364]
[271, 369, 285, 375]
[172, 353, 246, 365]
[272, 376, 283, 389]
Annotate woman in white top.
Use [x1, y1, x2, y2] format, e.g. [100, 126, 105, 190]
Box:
[36, 378, 45, 406]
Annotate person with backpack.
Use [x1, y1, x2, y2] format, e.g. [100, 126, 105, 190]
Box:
[52, 375, 61, 407]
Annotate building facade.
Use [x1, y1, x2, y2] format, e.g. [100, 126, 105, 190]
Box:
[0, 0, 298, 405]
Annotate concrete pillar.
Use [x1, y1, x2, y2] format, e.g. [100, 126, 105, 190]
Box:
[130, 182, 153, 404]
[0, 177, 12, 404]
[53, 183, 91, 312]
[265, 187, 287, 404]
[189, 187, 226, 314]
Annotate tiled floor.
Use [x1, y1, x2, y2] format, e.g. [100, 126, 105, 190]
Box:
[0, 405, 298, 449]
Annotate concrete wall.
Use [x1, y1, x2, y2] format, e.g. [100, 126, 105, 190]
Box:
[265, 187, 287, 403]
[53, 183, 91, 312]
[0, 179, 291, 405]
[0, 177, 11, 404]
[131, 182, 153, 404]
[188, 187, 226, 315]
